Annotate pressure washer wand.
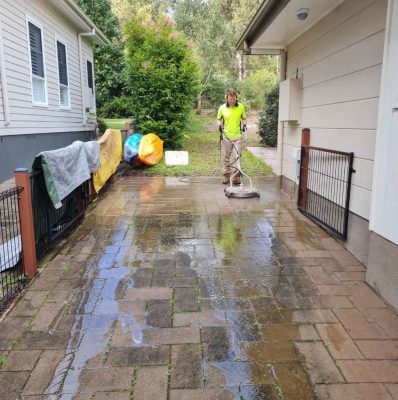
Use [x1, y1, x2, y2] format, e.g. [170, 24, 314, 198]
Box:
[222, 125, 261, 198]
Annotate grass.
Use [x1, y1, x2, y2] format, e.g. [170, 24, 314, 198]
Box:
[104, 118, 128, 129]
[108, 114, 274, 177]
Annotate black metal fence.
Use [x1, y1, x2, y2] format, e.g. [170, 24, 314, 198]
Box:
[30, 170, 89, 253]
[298, 146, 355, 239]
[0, 186, 28, 312]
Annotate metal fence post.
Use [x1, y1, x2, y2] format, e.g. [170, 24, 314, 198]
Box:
[14, 168, 37, 278]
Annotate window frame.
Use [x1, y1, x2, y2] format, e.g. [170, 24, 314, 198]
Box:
[26, 16, 48, 107]
[86, 58, 96, 113]
[55, 36, 70, 110]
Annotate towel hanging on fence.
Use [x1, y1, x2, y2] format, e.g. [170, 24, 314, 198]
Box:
[93, 129, 123, 193]
[32, 141, 100, 209]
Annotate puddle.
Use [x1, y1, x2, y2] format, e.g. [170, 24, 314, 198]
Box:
[39, 180, 317, 399]
[45, 238, 145, 397]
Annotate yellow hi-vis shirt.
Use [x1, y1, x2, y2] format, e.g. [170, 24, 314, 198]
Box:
[217, 102, 247, 139]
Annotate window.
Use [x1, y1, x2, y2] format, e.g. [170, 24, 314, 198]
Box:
[86, 60, 95, 110]
[87, 60, 93, 92]
[27, 20, 47, 106]
[56, 40, 70, 108]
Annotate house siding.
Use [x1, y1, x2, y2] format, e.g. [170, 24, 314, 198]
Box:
[0, 129, 95, 182]
[0, 0, 96, 136]
[282, 0, 387, 220]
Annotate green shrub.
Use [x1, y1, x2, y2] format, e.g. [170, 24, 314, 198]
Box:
[202, 74, 238, 108]
[258, 84, 279, 147]
[124, 17, 200, 149]
[98, 96, 134, 119]
[96, 117, 107, 134]
[239, 69, 278, 110]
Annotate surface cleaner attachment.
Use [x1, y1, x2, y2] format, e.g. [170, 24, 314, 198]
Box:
[223, 129, 260, 199]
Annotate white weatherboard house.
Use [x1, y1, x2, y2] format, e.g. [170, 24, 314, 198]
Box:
[238, 0, 398, 309]
[0, 0, 109, 182]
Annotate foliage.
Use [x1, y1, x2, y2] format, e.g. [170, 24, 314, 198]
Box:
[258, 85, 279, 147]
[201, 74, 238, 108]
[98, 96, 134, 119]
[112, 0, 172, 23]
[173, 0, 278, 108]
[124, 17, 200, 148]
[129, 114, 273, 176]
[239, 67, 278, 110]
[103, 119, 129, 129]
[173, 0, 234, 88]
[96, 117, 107, 133]
[215, 0, 264, 73]
[76, 0, 130, 110]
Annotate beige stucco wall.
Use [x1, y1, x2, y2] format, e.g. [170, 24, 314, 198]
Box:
[282, 0, 388, 221]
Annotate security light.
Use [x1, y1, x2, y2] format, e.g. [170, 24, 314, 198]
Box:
[296, 8, 309, 20]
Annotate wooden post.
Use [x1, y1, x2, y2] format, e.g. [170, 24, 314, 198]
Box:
[14, 168, 37, 278]
[109, 173, 116, 184]
[299, 128, 311, 209]
[301, 128, 310, 147]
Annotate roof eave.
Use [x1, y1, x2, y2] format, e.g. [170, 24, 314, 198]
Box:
[50, 0, 110, 46]
[236, 0, 291, 52]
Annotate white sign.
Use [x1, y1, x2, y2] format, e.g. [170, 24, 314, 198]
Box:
[165, 151, 189, 166]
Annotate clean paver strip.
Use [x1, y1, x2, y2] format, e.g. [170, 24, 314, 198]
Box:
[0, 177, 397, 399]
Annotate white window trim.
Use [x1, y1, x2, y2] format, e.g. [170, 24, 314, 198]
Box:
[26, 15, 48, 107]
[55, 36, 71, 110]
[86, 57, 96, 114]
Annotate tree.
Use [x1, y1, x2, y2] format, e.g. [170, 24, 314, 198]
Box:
[124, 16, 200, 148]
[239, 58, 278, 109]
[173, 0, 235, 110]
[214, 0, 266, 77]
[111, 0, 171, 22]
[76, 0, 130, 113]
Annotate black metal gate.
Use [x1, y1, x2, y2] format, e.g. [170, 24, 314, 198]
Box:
[298, 146, 355, 239]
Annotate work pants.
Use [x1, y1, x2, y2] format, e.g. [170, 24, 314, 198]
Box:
[221, 137, 242, 174]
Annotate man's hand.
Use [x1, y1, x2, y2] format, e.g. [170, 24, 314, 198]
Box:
[242, 124, 247, 133]
[219, 125, 223, 133]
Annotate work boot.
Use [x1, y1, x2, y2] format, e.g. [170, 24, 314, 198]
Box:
[222, 173, 230, 184]
[232, 174, 241, 185]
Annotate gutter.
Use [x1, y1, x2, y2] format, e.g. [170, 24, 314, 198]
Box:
[276, 50, 287, 176]
[0, 19, 10, 127]
[236, 0, 291, 52]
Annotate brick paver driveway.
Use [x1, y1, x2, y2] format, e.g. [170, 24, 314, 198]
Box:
[1, 176, 398, 399]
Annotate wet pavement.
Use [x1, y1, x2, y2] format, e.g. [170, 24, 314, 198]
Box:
[1, 176, 398, 400]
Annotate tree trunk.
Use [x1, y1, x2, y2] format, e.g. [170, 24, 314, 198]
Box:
[237, 52, 247, 81]
[237, 52, 243, 81]
[196, 92, 202, 115]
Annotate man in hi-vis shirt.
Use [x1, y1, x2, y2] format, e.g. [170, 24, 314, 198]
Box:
[217, 88, 247, 185]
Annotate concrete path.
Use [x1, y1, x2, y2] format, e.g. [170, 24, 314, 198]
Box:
[246, 147, 277, 173]
[1, 176, 398, 400]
